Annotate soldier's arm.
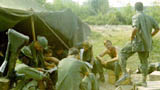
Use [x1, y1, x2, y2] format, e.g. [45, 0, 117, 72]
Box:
[131, 15, 140, 41]
[44, 57, 59, 65]
[102, 48, 118, 65]
[151, 17, 159, 37]
[99, 50, 108, 57]
[152, 29, 159, 37]
[44, 61, 56, 69]
[131, 27, 138, 41]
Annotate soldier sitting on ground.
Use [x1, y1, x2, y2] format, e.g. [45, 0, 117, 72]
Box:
[96, 40, 121, 81]
[44, 48, 59, 69]
[81, 41, 105, 82]
[17, 36, 56, 90]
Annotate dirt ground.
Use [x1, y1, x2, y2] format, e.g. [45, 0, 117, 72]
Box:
[99, 72, 133, 90]
[99, 72, 146, 90]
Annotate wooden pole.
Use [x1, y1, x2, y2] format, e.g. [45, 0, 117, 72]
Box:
[31, 12, 36, 41]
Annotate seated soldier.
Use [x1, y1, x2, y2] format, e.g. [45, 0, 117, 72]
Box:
[21, 36, 50, 68]
[82, 41, 105, 82]
[96, 40, 121, 81]
[56, 47, 99, 90]
[44, 48, 59, 69]
[17, 36, 55, 90]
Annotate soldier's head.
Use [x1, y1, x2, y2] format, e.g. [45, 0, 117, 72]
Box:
[68, 47, 80, 59]
[104, 40, 112, 49]
[34, 36, 48, 51]
[82, 41, 91, 51]
[135, 2, 143, 12]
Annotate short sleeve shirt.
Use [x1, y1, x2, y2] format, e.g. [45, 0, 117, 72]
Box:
[132, 11, 159, 52]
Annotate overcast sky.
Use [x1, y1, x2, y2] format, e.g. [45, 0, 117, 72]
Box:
[46, 0, 160, 7]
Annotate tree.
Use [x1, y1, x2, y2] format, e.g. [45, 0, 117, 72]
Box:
[89, 0, 109, 14]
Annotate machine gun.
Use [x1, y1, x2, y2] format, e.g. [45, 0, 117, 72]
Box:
[0, 29, 29, 78]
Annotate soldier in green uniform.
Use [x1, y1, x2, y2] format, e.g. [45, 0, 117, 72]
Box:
[20, 36, 49, 68]
[82, 41, 104, 82]
[116, 2, 159, 86]
[56, 47, 89, 90]
[16, 36, 55, 90]
[56, 47, 99, 90]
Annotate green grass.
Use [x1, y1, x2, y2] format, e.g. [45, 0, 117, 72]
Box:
[90, 29, 160, 71]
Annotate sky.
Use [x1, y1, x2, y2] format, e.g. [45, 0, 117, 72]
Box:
[46, 0, 160, 7]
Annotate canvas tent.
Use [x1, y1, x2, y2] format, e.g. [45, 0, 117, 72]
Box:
[0, 0, 91, 49]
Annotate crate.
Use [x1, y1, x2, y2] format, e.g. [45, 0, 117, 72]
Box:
[136, 81, 160, 90]
[0, 77, 10, 90]
[149, 71, 160, 81]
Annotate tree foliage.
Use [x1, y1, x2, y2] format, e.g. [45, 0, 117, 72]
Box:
[39, 0, 160, 25]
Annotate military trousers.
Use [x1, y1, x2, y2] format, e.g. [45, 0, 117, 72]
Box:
[119, 43, 149, 77]
[80, 73, 99, 90]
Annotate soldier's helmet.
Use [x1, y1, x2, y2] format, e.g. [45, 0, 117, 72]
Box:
[37, 36, 48, 50]
[135, 2, 143, 11]
[68, 47, 79, 55]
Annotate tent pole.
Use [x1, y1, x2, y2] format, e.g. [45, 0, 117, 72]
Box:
[31, 15, 36, 41]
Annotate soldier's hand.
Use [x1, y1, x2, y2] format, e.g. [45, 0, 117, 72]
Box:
[36, 68, 44, 72]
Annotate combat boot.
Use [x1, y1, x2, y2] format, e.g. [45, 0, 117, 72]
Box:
[115, 73, 130, 87]
[135, 75, 147, 87]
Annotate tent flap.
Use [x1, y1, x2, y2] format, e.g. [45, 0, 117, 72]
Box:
[0, 0, 90, 48]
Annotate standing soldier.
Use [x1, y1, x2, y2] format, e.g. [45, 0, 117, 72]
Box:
[116, 2, 159, 87]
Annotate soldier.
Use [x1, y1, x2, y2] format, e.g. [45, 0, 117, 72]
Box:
[44, 48, 59, 69]
[21, 36, 49, 68]
[17, 36, 55, 90]
[82, 41, 104, 82]
[116, 2, 159, 86]
[56, 47, 89, 90]
[96, 40, 121, 81]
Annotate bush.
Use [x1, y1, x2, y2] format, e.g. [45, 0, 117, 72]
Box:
[84, 9, 126, 25]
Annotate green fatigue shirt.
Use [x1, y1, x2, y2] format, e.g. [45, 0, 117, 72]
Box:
[132, 11, 159, 52]
[21, 42, 45, 68]
[83, 45, 93, 63]
[56, 57, 88, 90]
